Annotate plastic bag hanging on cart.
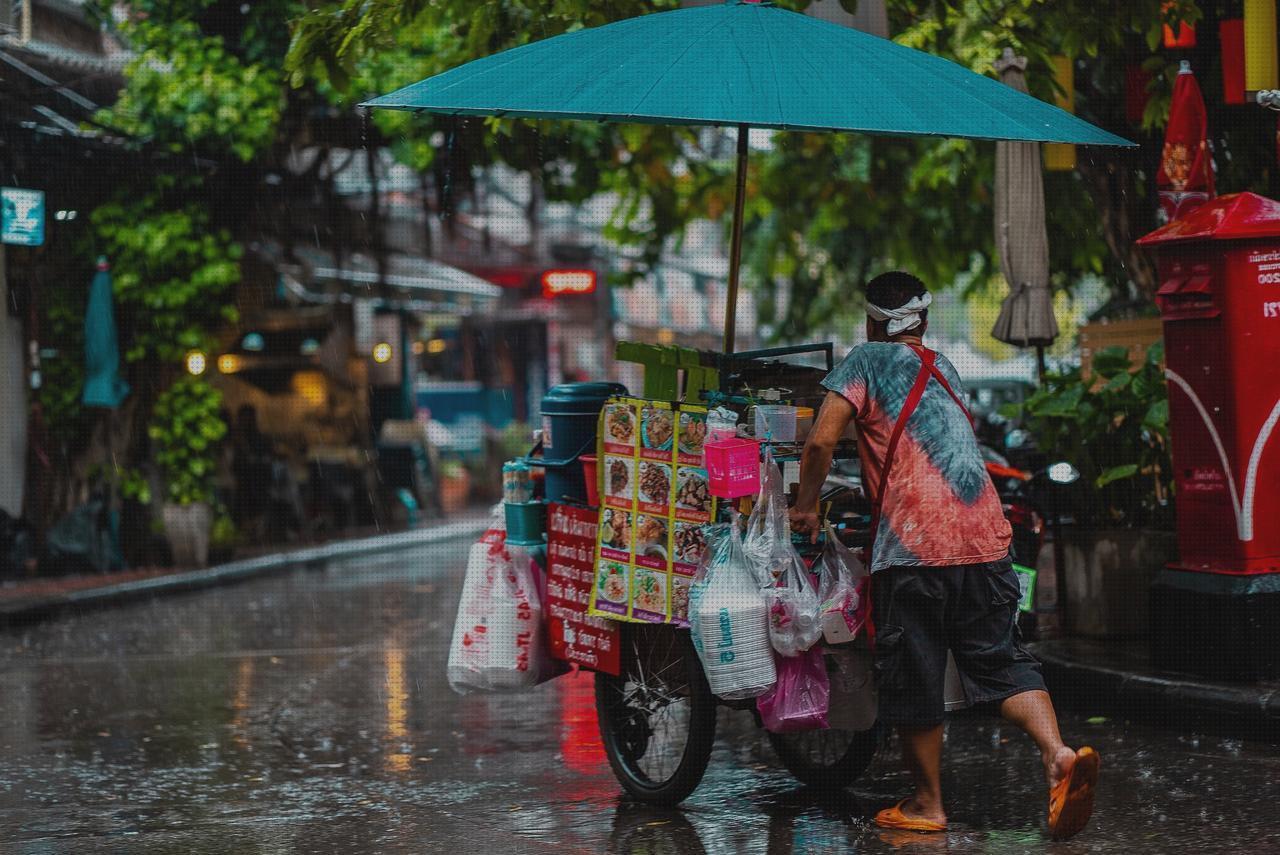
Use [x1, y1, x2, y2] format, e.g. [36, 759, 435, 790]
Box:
[817, 522, 871, 645]
[446, 528, 559, 693]
[763, 543, 824, 657]
[689, 522, 735, 661]
[743, 448, 788, 585]
[756, 646, 830, 733]
[690, 519, 776, 700]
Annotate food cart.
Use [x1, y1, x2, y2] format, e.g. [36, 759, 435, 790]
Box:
[508, 342, 879, 805]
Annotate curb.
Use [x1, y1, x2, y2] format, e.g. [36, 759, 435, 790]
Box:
[1031, 641, 1280, 740]
[0, 514, 494, 626]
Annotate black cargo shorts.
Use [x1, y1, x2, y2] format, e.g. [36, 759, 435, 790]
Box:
[871, 556, 1045, 727]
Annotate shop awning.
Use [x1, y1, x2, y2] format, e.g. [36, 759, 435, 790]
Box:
[270, 245, 502, 315]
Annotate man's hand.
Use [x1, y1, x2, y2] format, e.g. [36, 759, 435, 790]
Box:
[789, 506, 820, 543]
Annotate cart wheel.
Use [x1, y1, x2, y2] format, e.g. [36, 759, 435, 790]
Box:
[595, 624, 717, 805]
[767, 722, 884, 790]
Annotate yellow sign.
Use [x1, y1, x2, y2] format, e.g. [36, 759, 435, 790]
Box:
[588, 397, 714, 627]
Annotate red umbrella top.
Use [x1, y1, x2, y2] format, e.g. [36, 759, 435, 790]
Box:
[1157, 60, 1215, 222]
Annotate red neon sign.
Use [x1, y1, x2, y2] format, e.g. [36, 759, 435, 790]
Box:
[541, 269, 597, 298]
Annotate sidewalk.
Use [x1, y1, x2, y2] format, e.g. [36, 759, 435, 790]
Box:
[0, 510, 494, 626]
[1031, 637, 1280, 740]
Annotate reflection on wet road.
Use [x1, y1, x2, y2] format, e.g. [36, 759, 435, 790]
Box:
[2, 538, 1278, 853]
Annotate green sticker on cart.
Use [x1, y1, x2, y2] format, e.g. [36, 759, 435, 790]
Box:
[1013, 563, 1037, 613]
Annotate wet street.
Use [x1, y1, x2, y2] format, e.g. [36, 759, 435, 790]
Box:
[1, 535, 1278, 854]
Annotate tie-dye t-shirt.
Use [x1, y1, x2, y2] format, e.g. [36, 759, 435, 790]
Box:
[821, 342, 1011, 573]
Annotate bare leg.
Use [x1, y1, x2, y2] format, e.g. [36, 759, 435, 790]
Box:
[895, 724, 948, 824]
[1000, 690, 1076, 788]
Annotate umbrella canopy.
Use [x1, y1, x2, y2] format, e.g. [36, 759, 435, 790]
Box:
[82, 257, 130, 409]
[364, 0, 1134, 351]
[1157, 60, 1215, 223]
[365, 1, 1130, 144]
[990, 49, 1058, 353]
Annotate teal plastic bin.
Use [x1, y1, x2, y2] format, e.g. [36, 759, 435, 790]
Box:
[504, 501, 547, 545]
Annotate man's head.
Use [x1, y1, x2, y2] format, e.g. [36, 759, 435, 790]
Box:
[865, 271, 930, 342]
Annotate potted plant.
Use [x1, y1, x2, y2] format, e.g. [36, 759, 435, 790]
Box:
[1012, 341, 1177, 638]
[148, 378, 227, 567]
[439, 459, 471, 515]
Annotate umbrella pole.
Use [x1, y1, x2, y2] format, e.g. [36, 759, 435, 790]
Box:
[722, 124, 750, 355]
[1036, 345, 1047, 382]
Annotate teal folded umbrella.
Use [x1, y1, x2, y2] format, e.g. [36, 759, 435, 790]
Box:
[82, 257, 130, 409]
[364, 0, 1134, 350]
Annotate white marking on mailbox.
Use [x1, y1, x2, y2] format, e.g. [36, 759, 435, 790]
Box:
[1166, 369, 1280, 542]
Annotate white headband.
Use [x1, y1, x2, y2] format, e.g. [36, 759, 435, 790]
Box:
[866, 293, 932, 336]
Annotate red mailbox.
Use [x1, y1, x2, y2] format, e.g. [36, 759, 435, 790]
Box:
[1137, 192, 1280, 575]
[1138, 193, 1280, 680]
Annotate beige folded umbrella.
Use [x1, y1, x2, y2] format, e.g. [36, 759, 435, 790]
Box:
[991, 49, 1058, 375]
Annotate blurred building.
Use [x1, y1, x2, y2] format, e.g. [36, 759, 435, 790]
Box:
[0, 0, 132, 520]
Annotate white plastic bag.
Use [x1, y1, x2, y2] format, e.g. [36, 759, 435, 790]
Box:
[743, 449, 788, 586]
[764, 543, 823, 657]
[446, 529, 557, 694]
[817, 523, 871, 645]
[691, 520, 776, 700]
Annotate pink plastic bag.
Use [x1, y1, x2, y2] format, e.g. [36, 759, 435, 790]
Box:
[756, 646, 830, 733]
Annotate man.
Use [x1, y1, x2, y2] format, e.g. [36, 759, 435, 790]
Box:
[788, 272, 1099, 840]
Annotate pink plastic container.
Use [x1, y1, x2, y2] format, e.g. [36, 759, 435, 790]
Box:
[705, 438, 762, 499]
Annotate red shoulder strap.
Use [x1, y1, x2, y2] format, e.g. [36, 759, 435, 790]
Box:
[906, 344, 974, 427]
[868, 350, 933, 556]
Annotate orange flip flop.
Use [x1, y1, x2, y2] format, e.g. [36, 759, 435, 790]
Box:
[874, 799, 947, 833]
[1048, 746, 1101, 841]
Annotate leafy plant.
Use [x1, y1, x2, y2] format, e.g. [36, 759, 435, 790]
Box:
[102, 20, 283, 161]
[119, 467, 153, 506]
[210, 513, 238, 549]
[91, 189, 242, 364]
[148, 378, 228, 505]
[1009, 341, 1172, 529]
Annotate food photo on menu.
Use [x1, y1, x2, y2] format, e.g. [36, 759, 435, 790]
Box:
[638, 461, 672, 507]
[675, 467, 712, 516]
[673, 522, 708, 567]
[594, 561, 631, 614]
[635, 514, 668, 561]
[641, 404, 675, 451]
[605, 456, 635, 503]
[677, 411, 707, 457]
[603, 402, 637, 449]
[631, 569, 668, 620]
[600, 509, 631, 554]
[670, 576, 692, 625]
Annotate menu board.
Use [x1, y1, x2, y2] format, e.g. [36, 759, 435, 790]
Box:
[588, 398, 715, 626]
[545, 503, 621, 675]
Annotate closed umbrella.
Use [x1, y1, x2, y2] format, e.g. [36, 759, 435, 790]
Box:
[364, 0, 1134, 352]
[990, 49, 1057, 375]
[1157, 60, 1215, 223]
[82, 256, 130, 409]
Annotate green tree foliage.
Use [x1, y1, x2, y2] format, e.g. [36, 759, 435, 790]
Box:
[148, 378, 228, 505]
[104, 21, 283, 161]
[90, 188, 242, 364]
[1010, 341, 1172, 528]
[287, 0, 1275, 338]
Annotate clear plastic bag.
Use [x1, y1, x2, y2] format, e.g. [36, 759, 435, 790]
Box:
[743, 448, 787, 586]
[446, 530, 559, 694]
[756, 646, 830, 733]
[764, 543, 824, 657]
[691, 519, 776, 700]
[817, 523, 871, 644]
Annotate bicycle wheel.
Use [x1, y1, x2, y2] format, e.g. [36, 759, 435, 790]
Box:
[767, 722, 884, 790]
[595, 624, 717, 805]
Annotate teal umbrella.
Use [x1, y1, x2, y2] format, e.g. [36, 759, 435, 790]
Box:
[82, 257, 130, 409]
[364, 0, 1134, 351]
